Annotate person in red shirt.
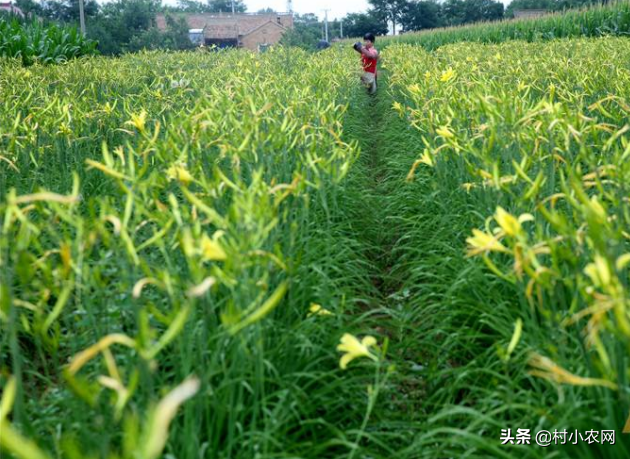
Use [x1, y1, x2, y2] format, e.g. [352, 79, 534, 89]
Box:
[353, 33, 379, 95]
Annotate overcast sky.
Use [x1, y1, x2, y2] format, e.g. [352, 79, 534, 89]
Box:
[245, 0, 370, 20]
[156, 0, 511, 21]
[242, 0, 512, 20]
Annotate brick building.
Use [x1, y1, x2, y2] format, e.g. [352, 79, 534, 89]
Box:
[156, 12, 294, 51]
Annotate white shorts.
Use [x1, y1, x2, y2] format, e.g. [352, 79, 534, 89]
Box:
[361, 72, 377, 94]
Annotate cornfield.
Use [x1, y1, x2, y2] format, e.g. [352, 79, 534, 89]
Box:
[0, 19, 96, 65]
[2, 8, 630, 459]
[378, 1, 630, 49]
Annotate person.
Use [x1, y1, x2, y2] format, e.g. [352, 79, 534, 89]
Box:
[353, 33, 379, 95]
[317, 39, 331, 50]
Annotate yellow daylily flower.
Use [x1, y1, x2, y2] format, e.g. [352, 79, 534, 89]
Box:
[166, 165, 193, 186]
[418, 150, 434, 167]
[308, 303, 333, 317]
[466, 229, 509, 257]
[407, 83, 421, 94]
[200, 233, 227, 261]
[337, 333, 378, 370]
[494, 207, 521, 237]
[126, 110, 147, 132]
[392, 101, 405, 116]
[584, 255, 612, 289]
[436, 126, 454, 139]
[440, 68, 455, 82]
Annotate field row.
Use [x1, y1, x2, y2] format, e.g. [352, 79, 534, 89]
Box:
[0, 48, 389, 458]
[382, 37, 630, 455]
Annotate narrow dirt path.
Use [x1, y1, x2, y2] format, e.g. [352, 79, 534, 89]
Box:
[345, 72, 402, 308]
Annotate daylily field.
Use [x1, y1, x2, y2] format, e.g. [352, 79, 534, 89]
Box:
[2, 4, 630, 459]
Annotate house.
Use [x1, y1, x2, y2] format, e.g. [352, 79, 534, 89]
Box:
[156, 12, 294, 51]
[0, 2, 24, 17]
[513, 9, 548, 19]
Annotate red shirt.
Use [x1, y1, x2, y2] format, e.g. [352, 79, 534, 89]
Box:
[361, 47, 378, 74]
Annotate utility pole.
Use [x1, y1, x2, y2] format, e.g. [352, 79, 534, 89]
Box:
[231, 0, 235, 14]
[322, 9, 329, 43]
[78, 0, 86, 35]
[340, 19, 343, 38]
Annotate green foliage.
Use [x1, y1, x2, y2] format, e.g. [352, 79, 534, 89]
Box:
[0, 18, 96, 65]
[15, 0, 44, 18]
[127, 16, 194, 53]
[400, 1, 441, 31]
[0, 46, 405, 459]
[344, 11, 389, 38]
[384, 36, 630, 457]
[86, 0, 193, 55]
[369, 0, 408, 33]
[279, 13, 325, 50]
[165, 0, 214, 13]
[41, 0, 99, 23]
[505, 0, 599, 17]
[440, 0, 504, 26]
[207, 0, 246, 13]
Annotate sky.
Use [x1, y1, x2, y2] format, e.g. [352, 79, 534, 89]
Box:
[242, 0, 512, 20]
[157, 0, 512, 21]
[244, 0, 370, 20]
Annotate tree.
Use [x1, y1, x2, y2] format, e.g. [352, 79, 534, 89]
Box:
[368, 0, 409, 35]
[86, 0, 160, 54]
[257, 7, 276, 13]
[207, 0, 246, 13]
[128, 14, 194, 51]
[279, 13, 322, 50]
[440, 0, 503, 26]
[400, 0, 441, 31]
[42, 0, 98, 23]
[343, 11, 388, 38]
[168, 0, 213, 12]
[15, 0, 44, 18]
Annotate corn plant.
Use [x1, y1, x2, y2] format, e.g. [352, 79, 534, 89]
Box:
[0, 19, 96, 66]
[378, 2, 630, 50]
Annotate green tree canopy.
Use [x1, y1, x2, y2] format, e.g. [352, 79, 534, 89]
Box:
[368, 0, 408, 34]
[42, 0, 98, 23]
[279, 13, 322, 50]
[207, 0, 246, 13]
[343, 11, 389, 38]
[440, 0, 503, 26]
[400, 0, 441, 31]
